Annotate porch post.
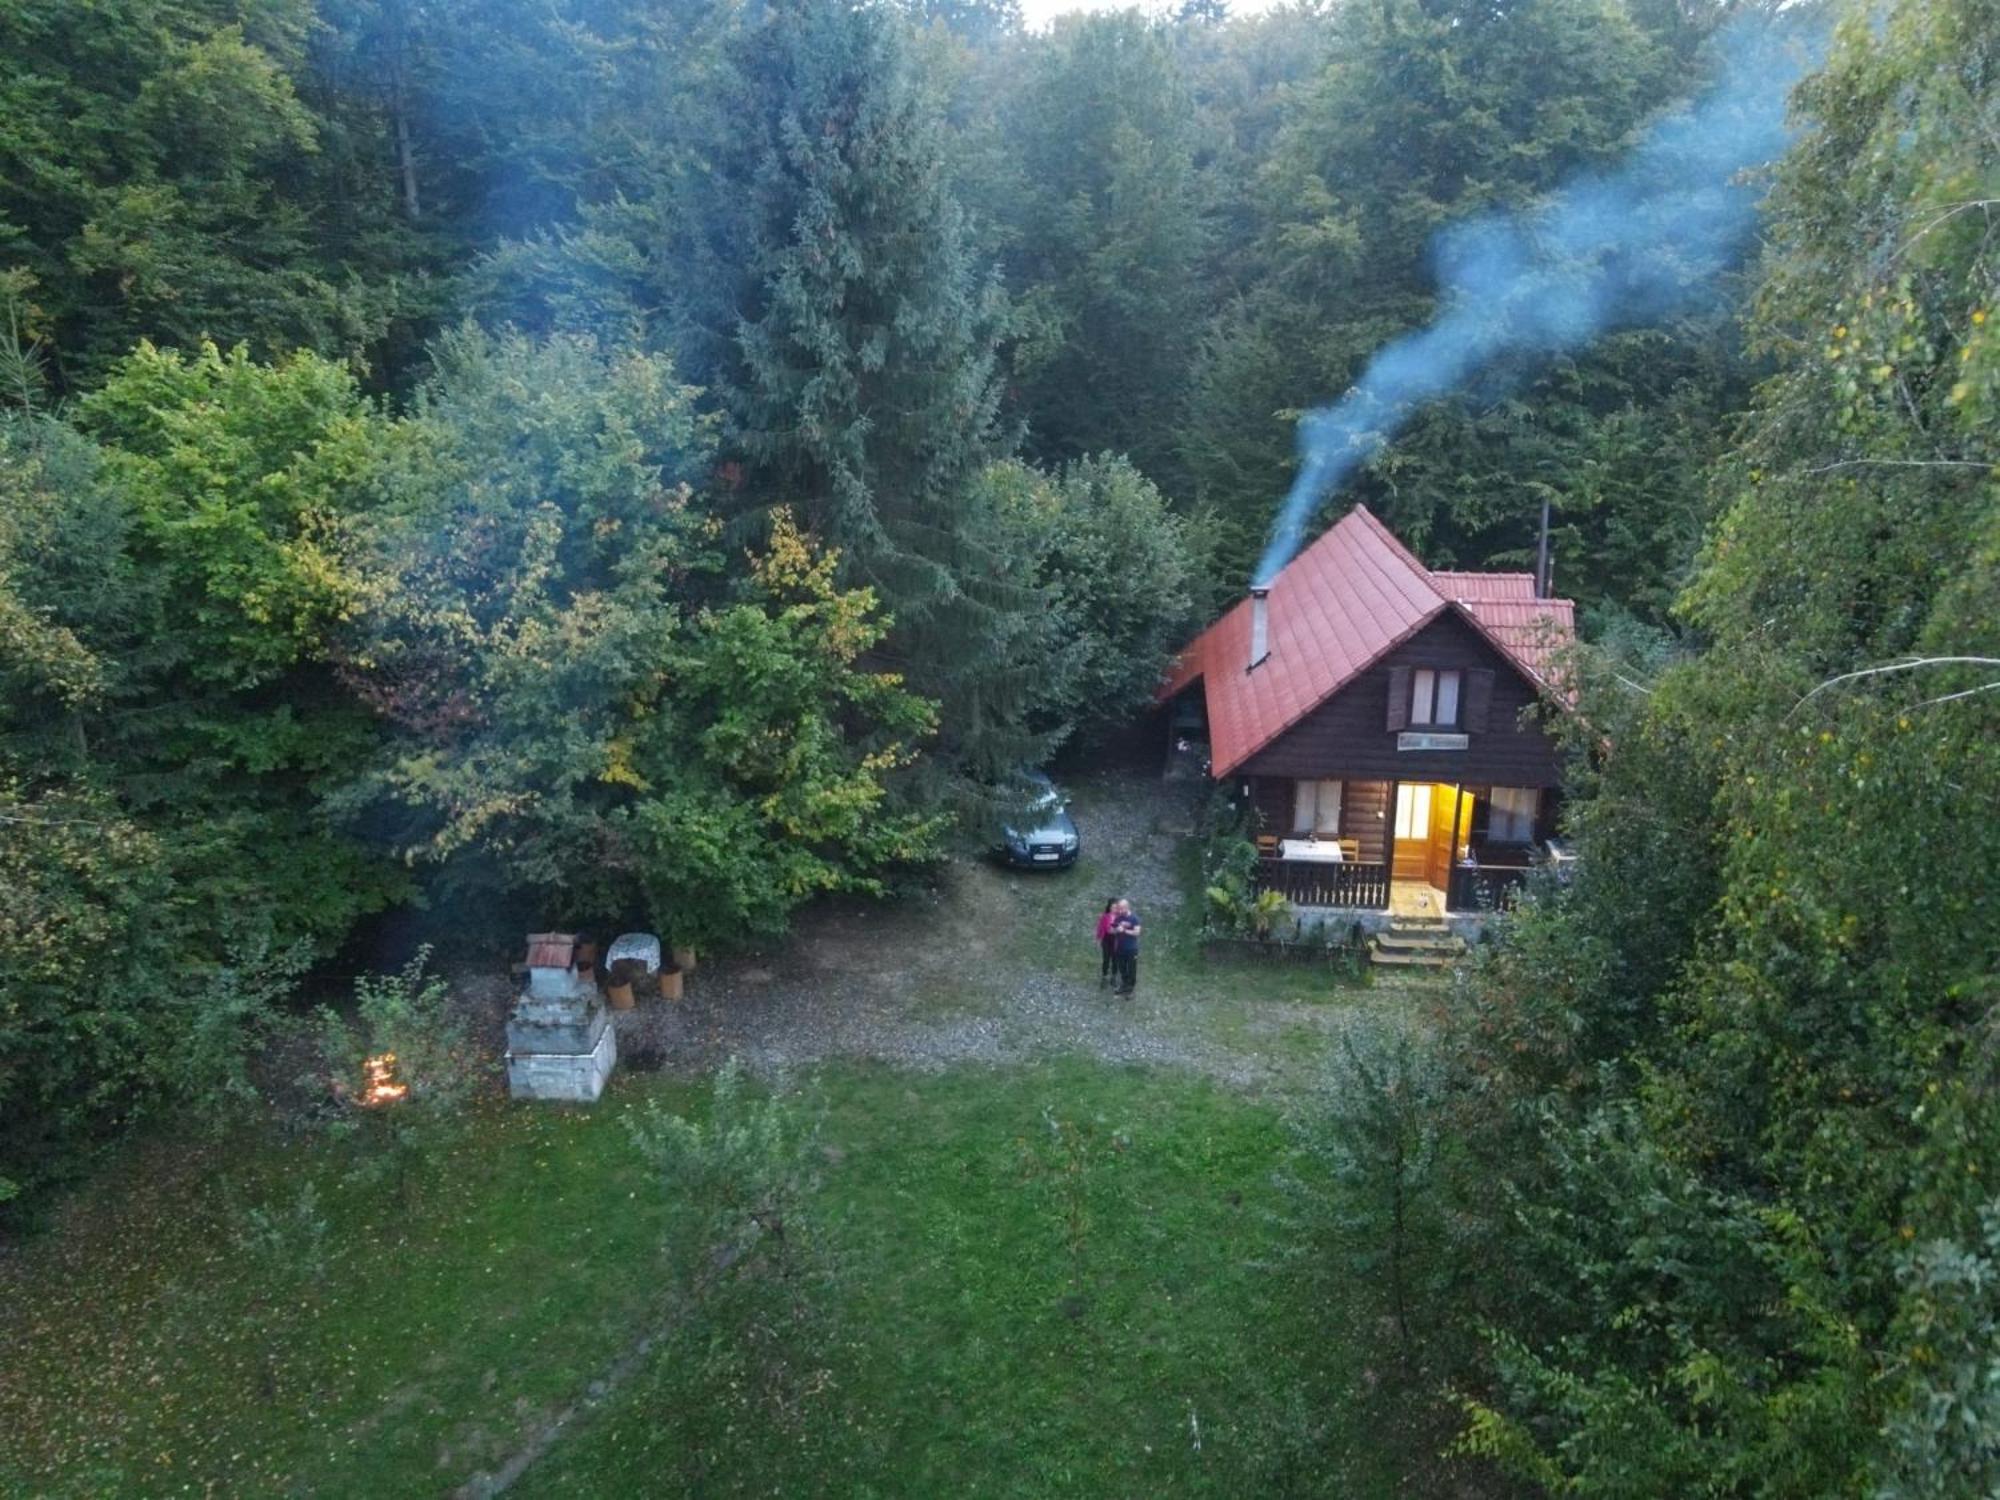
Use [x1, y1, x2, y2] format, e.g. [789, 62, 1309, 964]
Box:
[1445, 784, 1466, 914]
[1382, 778, 1398, 911]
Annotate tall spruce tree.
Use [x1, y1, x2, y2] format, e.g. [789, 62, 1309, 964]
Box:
[995, 13, 1208, 498]
[685, 0, 1048, 800]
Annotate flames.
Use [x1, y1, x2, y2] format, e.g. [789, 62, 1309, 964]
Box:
[360, 1051, 409, 1107]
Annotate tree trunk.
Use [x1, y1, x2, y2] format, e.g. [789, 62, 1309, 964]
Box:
[389, 3, 421, 222]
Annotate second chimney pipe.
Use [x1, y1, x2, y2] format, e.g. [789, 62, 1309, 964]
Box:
[1249, 586, 1271, 670]
[1535, 496, 1552, 600]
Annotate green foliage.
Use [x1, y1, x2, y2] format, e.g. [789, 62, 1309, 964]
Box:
[1390, 2, 2000, 1491]
[340, 327, 942, 949]
[1878, 1197, 2000, 1499]
[0, 776, 307, 1215]
[1288, 1034, 1455, 1374]
[691, 0, 1049, 799]
[993, 13, 1207, 496]
[627, 1059, 818, 1285]
[0, 0, 399, 387]
[77, 341, 386, 692]
[304, 949, 480, 1213]
[622, 1061, 838, 1484]
[633, 514, 946, 949]
[977, 453, 1208, 746]
[0, 395, 367, 1213]
[1205, 882, 1290, 942]
[1183, 0, 1742, 601]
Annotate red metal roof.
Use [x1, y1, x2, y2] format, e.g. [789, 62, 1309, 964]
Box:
[525, 933, 577, 970]
[1161, 505, 1575, 776]
[1429, 569, 1539, 601]
[1459, 595, 1576, 682]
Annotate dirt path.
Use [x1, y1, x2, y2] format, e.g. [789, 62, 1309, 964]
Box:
[591, 765, 1423, 1095]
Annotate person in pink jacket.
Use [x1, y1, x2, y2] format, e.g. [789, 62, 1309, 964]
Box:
[1095, 899, 1118, 988]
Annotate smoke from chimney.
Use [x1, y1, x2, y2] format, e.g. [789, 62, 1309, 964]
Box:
[1251, 15, 1824, 587]
[1248, 586, 1270, 671]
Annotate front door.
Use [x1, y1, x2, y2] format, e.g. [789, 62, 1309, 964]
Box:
[1427, 785, 1473, 893]
[1392, 783, 1432, 880]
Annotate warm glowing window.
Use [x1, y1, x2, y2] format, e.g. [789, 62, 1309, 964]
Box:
[1291, 779, 1343, 835]
[1394, 783, 1431, 839]
[1411, 669, 1461, 727]
[1489, 786, 1538, 843]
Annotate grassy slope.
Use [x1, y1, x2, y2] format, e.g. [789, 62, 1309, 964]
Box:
[1, 771, 1440, 1496]
[0, 1064, 1401, 1497]
[522, 1061, 1398, 1498]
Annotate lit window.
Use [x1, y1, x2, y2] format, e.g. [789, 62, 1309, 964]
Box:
[1394, 783, 1431, 839]
[1489, 786, 1538, 843]
[1410, 669, 1461, 727]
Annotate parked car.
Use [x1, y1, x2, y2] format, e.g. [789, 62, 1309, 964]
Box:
[994, 770, 1079, 870]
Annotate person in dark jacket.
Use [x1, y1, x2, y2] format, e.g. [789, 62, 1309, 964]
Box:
[1110, 898, 1142, 996]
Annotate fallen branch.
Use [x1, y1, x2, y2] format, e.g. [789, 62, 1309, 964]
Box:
[1789, 656, 2000, 717]
[1795, 457, 1993, 477]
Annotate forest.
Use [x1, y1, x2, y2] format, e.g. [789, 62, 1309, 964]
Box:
[1, 0, 1996, 1493]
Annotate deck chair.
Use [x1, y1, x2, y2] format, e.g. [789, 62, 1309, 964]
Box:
[1254, 833, 1280, 858]
[1336, 838, 1360, 863]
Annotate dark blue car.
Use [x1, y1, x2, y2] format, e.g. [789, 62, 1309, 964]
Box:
[994, 770, 1080, 870]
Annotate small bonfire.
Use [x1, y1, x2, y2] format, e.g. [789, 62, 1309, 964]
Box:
[359, 1051, 409, 1107]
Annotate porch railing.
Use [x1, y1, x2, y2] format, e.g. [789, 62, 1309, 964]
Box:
[1254, 857, 1390, 910]
[1447, 863, 1532, 913]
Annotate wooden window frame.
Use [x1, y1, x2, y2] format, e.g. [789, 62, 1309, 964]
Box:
[1410, 668, 1463, 729]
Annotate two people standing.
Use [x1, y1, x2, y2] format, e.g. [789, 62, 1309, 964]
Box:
[1095, 897, 1141, 996]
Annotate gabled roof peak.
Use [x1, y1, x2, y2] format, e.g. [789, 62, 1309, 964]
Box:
[1159, 504, 1574, 776]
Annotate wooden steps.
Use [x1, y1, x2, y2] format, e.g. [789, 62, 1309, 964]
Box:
[1369, 917, 1466, 969]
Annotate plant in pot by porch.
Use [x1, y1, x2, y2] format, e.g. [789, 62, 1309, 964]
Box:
[1204, 879, 1291, 942]
[1243, 888, 1291, 941]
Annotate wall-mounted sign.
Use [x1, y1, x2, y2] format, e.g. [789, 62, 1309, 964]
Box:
[1397, 731, 1469, 751]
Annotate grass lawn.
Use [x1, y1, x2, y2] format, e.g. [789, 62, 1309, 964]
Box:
[3, 768, 1459, 1496]
[0, 1060, 1405, 1498]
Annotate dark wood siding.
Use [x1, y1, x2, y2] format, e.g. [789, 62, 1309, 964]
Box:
[1238, 611, 1565, 787]
[1343, 779, 1390, 863]
[1247, 776, 1289, 835]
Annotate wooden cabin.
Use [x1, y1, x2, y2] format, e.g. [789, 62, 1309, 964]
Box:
[1160, 504, 1575, 917]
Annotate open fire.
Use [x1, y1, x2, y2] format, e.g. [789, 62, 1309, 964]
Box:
[360, 1051, 409, 1107]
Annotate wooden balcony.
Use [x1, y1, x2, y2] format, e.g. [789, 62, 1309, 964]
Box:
[1253, 857, 1390, 910]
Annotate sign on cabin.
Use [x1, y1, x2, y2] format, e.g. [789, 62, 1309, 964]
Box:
[1397, 731, 1470, 751]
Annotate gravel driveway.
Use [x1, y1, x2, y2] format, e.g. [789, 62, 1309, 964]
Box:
[579, 765, 1406, 1095]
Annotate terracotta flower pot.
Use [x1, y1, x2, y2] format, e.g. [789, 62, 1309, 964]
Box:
[671, 945, 697, 974]
[606, 979, 636, 1010]
[657, 969, 684, 1002]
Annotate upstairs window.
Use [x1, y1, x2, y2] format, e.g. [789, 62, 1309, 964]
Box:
[1411, 668, 1462, 728]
